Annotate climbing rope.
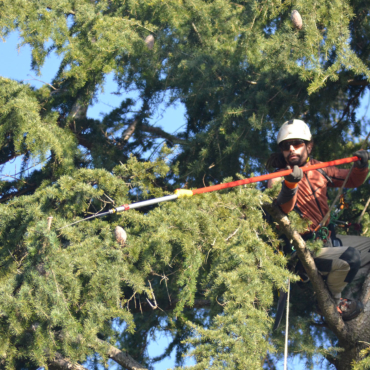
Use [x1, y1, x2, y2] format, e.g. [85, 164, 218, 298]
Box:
[284, 278, 291, 370]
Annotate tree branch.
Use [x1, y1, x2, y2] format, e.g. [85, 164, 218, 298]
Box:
[48, 352, 87, 370]
[335, 84, 367, 127]
[0, 185, 38, 203]
[75, 134, 93, 150]
[76, 122, 187, 152]
[53, 332, 148, 370]
[97, 339, 148, 370]
[122, 120, 139, 141]
[127, 298, 211, 313]
[324, 353, 339, 368]
[141, 124, 187, 145]
[355, 270, 370, 344]
[360, 271, 370, 307]
[0, 154, 19, 166]
[357, 196, 370, 224]
[70, 101, 88, 120]
[347, 79, 369, 86]
[192, 23, 203, 44]
[46, 6, 75, 15]
[263, 202, 349, 339]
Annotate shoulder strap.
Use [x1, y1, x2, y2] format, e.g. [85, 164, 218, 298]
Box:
[308, 158, 333, 184]
[317, 168, 333, 183]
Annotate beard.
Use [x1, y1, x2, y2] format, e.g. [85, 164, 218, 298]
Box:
[287, 154, 304, 167]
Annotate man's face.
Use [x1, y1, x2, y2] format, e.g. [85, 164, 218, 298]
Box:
[280, 139, 311, 167]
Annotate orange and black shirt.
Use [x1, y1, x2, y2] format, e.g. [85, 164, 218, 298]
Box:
[268, 159, 369, 231]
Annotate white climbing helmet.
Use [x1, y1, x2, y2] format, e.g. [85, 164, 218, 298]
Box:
[277, 119, 312, 144]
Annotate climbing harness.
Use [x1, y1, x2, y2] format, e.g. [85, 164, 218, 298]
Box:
[311, 226, 330, 242]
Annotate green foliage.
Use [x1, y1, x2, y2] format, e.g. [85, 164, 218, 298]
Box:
[352, 343, 370, 370]
[0, 0, 370, 369]
[1, 0, 369, 182]
[0, 77, 76, 167]
[0, 154, 292, 369]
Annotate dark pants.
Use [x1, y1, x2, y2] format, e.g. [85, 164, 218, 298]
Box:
[314, 235, 370, 302]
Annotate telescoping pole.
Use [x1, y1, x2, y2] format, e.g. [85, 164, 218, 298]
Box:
[59, 155, 359, 229]
[191, 156, 359, 195]
[107, 156, 359, 214]
[110, 194, 179, 213]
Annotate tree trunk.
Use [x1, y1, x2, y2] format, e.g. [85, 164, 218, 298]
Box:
[334, 266, 370, 369]
[264, 203, 370, 370]
[334, 345, 365, 370]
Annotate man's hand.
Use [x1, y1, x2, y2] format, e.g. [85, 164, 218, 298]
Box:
[276, 165, 301, 210]
[285, 165, 303, 185]
[353, 150, 369, 168]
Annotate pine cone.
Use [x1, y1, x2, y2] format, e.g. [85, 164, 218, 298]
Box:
[291, 10, 303, 30]
[115, 226, 127, 246]
[145, 35, 155, 50]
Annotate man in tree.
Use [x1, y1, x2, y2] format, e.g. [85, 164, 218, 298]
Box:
[267, 119, 370, 320]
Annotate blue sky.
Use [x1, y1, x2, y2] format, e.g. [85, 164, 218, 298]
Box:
[0, 32, 187, 177]
[1, 30, 369, 370]
[0, 33, 187, 128]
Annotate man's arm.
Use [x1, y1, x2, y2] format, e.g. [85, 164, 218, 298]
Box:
[268, 166, 302, 214]
[327, 150, 369, 188]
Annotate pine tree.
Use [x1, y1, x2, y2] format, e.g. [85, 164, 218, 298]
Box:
[0, 0, 370, 369]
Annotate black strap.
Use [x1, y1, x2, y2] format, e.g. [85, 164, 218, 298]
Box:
[317, 168, 333, 183]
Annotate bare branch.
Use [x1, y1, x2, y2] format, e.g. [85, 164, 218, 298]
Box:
[192, 23, 203, 44]
[225, 228, 239, 242]
[52, 332, 148, 370]
[263, 202, 349, 339]
[127, 298, 211, 313]
[0, 184, 38, 203]
[76, 121, 187, 152]
[361, 272, 370, 306]
[70, 101, 88, 120]
[358, 196, 370, 224]
[48, 352, 87, 370]
[0, 152, 24, 166]
[347, 79, 369, 86]
[335, 84, 367, 127]
[324, 353, 339, 368]
[46, 6, 75, 15]
[122, 120, 138, 141]
[24, 75, 58, 90]
[97, 339, 148, 370]
[75, 134, 92, 150]
[141, 124, 187, 145]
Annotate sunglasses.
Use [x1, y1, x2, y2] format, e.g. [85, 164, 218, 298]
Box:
[279, 139, 306, 151]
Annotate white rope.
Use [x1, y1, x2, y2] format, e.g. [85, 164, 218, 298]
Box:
[284, 278, 290, 370]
